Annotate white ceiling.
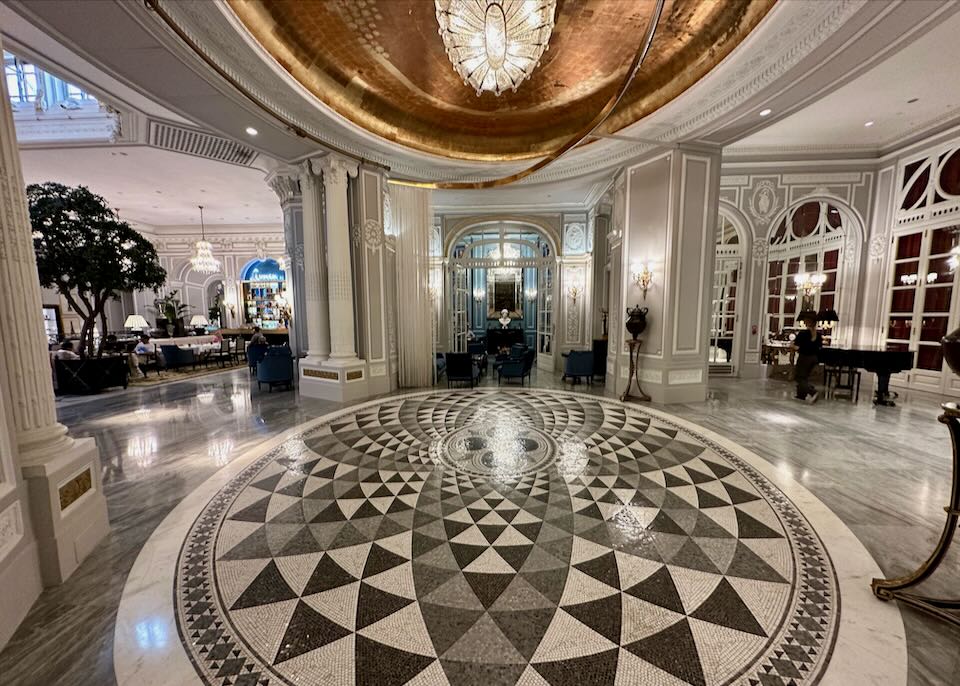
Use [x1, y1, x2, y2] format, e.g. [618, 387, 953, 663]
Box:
[730, 9, 960, 154]
[18, 145, 281, 227]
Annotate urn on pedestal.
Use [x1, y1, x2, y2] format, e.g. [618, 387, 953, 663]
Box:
[625, 305, 648, 340]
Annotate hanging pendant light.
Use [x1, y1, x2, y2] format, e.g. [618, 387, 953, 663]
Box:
[190, 205, 221, 274]
[435, 0, 556, 96]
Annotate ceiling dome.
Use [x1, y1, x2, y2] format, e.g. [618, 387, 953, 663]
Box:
[227, 0, 774, 162]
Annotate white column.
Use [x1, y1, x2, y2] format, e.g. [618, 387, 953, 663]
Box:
[0, 32, 109, 585]
[301, 160, 331, 361]
[319, 154, 359, 362]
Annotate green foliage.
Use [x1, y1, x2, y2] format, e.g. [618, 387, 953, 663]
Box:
[28, 182, 167, 355]
[153, 291, 189, 323]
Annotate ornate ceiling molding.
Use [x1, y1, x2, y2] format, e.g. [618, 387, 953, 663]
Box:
[139, 0, 865, 185]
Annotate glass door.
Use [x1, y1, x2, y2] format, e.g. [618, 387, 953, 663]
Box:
[709, 255, 739, 373]
[885, 225, 960, 394]
[452, 265, 469, 353]
[537, 264, 554, 371]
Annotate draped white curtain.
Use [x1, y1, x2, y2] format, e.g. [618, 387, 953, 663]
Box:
[390, 184, 434, 387]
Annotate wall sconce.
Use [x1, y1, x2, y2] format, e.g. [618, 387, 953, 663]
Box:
[631, 262, 653, 299]
[567, 283, 583, 304]
[525, 287, 538, 302]
[473, 287, 484, 303]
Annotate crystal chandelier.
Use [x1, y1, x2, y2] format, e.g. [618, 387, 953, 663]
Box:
[435, 0, 556, 96]
[190, 205, 221, 274]
[793, 272, 826, 295]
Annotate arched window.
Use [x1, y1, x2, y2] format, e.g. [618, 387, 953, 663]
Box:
[765, 201, 845, 335]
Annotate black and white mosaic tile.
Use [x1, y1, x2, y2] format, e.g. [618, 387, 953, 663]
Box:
[174, 390, 839, 686]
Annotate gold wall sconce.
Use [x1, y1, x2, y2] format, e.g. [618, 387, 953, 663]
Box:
[631, 262, 653, 299]
[473, 287, 484, 303]
[567, 283, 583, 304]
[525, 287, 538, 302]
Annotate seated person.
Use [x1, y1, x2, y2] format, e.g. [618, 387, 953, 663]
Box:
[129, 334, 162, 377]
[250, 326, 268, 346]
[52, 340, 80, 360]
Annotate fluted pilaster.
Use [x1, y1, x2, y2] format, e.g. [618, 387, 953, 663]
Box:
[300, 159, 331, 361]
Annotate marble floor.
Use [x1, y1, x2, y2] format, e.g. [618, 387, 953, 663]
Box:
[0, 368, 958, 685]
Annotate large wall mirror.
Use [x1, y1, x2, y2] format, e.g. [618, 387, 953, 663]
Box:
[488, 267, 522, 318]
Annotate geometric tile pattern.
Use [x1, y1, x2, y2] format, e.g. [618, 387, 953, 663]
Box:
[176, 390, 839, 686]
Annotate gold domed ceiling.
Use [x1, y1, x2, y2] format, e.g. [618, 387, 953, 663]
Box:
[227, 0, 774, 162]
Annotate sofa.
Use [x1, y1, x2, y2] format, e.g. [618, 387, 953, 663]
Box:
[159, 344, 200, 371]
[54, 356, 129, 395]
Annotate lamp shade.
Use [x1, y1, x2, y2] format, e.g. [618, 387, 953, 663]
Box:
[124, 314, 148, 329]
[816, 308, 839, 323]
[190, 315, 210, 327]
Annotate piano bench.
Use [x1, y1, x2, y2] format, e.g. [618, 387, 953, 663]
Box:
[824, 365, 861, 402]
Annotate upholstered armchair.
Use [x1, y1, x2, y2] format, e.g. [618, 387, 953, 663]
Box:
[498, 350, 535, 386]
[257, 346, 294, 392]
[562, 350, 594, 384]
[446, 352, 481, 388]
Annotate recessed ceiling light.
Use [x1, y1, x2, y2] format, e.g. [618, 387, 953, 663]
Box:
[759, 108, 772, 117]
[245, 126, 258, 136]
[864, 121, 874, 127]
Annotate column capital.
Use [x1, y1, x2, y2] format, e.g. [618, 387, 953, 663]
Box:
[265, 167, 301, 204]
[316, 154, 359, 188]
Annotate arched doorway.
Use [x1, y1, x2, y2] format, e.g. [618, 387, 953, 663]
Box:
[709, 210, 745, 375]
[763, 199, 858, 345]
[239, 257, 288, 329]
[447, 223, 558, 371]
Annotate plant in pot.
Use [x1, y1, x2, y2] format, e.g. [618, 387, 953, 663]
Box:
[152, 291, 190, 336]
[29, 182, 167, 358]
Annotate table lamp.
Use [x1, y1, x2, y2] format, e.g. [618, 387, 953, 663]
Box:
[190, 315, 210, 330]
[124, 314, 149, 332]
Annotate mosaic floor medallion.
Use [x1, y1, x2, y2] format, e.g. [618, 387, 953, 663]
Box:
[175, 390, 839, 686]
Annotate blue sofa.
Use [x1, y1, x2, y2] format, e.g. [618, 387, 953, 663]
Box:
[159, 344, 199, 371]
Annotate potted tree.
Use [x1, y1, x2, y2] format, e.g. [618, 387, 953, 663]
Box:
[152, 290, 190, 337]
[29, 183, 167, 392]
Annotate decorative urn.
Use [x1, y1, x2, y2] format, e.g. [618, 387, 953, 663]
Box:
[625, 305, 649, 340]
[942, 326, 960, 376]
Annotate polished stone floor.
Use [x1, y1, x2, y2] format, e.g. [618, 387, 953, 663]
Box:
[0, 368, 958, 685]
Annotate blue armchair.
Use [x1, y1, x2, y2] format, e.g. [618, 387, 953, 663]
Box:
[467, 341, 488, 373]
[435, 353, 446, 383]
[446, 352, 481, 388]
[498, 350, 535, 386]
[562, 350, 595, 384]
[257, 346, 294, 392]
[247, 343, 269, 373]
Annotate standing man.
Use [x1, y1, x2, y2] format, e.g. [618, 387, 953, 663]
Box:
[792, 312, 822, 403]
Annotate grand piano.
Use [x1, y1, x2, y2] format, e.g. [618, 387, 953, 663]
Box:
[818, 346, 915, 406]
